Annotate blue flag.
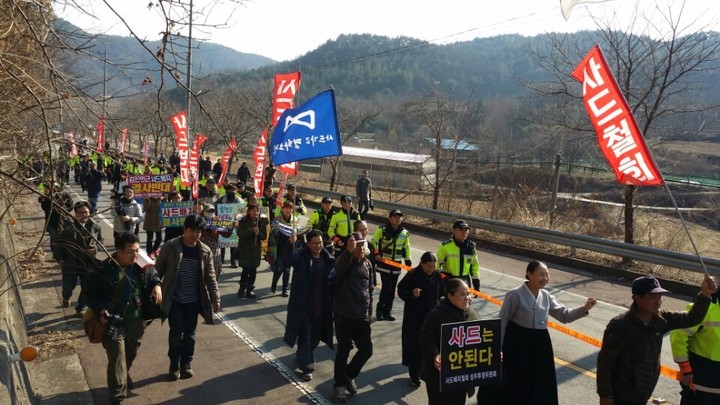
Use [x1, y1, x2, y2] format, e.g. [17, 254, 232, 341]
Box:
[270, 89, 342, 166]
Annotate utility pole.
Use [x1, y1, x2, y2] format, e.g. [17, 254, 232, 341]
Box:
[186, 0, 193, 124]
[550, 153, 562, 226]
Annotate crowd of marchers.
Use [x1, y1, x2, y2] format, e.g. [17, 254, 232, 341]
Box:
[30, 151, 720, 405]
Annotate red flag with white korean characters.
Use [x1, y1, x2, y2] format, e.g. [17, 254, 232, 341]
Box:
[190, 134, 207, 200]
[253, 129, 268, 197]
[217, 138, 237, 187]
[272, 72, 302, 176]
[120, 128, 128, 154]
[96, 116, 105, 153]
[571, 45, 663, 186]
[169, 111, 191, 186]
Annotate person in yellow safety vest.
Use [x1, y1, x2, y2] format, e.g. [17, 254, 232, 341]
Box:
[436, 220, 480, 291]
[370, 209, 411, 322]
[328, 195, 361, 256]
[670, 288, 720, 405]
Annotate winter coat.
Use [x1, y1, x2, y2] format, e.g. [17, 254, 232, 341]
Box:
[57, 218, 103, 275]
[110, 197, 144, 233]
[236, 215, 268, 269]
[418, 297, 478, 384]
[597, 294, 711, 402]
[333, 250, 373, 321]
[142, 197, 164, 232]
[397, 267, 445, 366]
[283, 245, 335, 349]
[154, 236, 220, 325]
[82, 255, 162, 325]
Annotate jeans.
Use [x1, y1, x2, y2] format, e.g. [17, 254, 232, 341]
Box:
[146, 230, 162, 253]
[102, 320, 145, 402]
[168, 299, 200, 366]
[271, 257, 291, 294]
[61, 269, 87, 311]
[334, 314, 372, 387]
[88, 191, 100, 214]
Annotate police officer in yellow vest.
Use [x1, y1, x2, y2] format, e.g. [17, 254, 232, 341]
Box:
[328, 195, 361, 257]
[370, 209, 411, 321]
[670, 288, 720, 405]
[436, 220, 480, 291]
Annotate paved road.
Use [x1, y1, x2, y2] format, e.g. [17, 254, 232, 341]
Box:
[38, 180, 699, 404]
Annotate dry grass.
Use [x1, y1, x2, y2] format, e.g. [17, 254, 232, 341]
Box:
[27, 329, 83, 361]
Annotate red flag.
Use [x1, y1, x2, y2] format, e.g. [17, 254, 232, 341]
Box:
[253, 129, 268, 197]
[169, 111, 191, 186]
[571, 45, 663, 186]
[96, 116, 105, 153]
[275, 172, 288, 208]
[272, 72, 302, 176]
[190, 134, 207, 200]
[120, 128, 128, 154]
[68, 132, 77, 156]
[217, 140, 236, 187]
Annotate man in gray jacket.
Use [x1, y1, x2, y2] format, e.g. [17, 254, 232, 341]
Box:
[355, 170, 372, 220]
[155, 214, 221, 381]
[332, 232, 374, 403]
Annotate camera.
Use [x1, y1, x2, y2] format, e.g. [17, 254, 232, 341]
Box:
[102, 313, 124, 338]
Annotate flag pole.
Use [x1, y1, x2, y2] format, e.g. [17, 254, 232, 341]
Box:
[660, 182, 709, 276]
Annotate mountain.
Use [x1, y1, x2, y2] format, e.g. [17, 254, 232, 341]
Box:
[53, 19, 277, 97]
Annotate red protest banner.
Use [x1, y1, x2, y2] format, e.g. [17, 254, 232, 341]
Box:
[96, 116, 105, 153]
[571, 45, 663, 186]
[190, 134, 207, 200]
[169, 111, 191, 186]
[253, 129, 268, 196]
[272, 72, 302, 176]
[120, 128, 128, 154]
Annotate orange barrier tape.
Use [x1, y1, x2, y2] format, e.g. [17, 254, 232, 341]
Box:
[468, 287, 681, 382]
[379, 254, 683, 381]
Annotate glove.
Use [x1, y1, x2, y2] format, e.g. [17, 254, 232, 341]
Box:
[404, 260, 412, 268]
[472, 279, 480, 291]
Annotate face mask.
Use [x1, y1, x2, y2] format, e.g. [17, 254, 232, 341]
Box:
[203, 212, 214, 219]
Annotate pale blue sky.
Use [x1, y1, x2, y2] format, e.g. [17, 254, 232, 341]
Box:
[56, 0, 719, 62]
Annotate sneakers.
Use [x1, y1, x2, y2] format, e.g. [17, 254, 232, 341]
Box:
[169, 363, 180, 381]
[296, 370, 313, 381]
[333, 386, 347, 403]
[346, 378, 357, 395]
[180, 363, 194, 379]
[62, 298, 70, 308]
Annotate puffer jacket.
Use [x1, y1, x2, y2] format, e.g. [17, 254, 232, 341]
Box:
[110, 197, 144, 233]
[597, 294, 711, 402]
[333, 249, 373, 321]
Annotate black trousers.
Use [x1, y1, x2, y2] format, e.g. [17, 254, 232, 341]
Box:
[333, 315, 372, 387]
[377, 271, 399, 316]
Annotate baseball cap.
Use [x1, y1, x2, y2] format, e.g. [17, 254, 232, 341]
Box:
[203, 203, 215, 212]
[631, 276, 670, 295]
[340, 195, 352, 203]
[453, 220, 470, 229]
[389, 209, 403, 217]
[321, 197, 333, 204]
[350, 232, 366, 243]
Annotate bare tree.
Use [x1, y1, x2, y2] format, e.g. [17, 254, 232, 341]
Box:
[401, 87, 484, 210]
[527, 1, 720, 250]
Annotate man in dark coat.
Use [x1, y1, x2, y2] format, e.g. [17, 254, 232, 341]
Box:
[235, 204, 268, 298]
[397, 252, 445, 387]
[283, 230, 335, 382]
[86, 161, 103, 214]
[236, 161, 251, 185]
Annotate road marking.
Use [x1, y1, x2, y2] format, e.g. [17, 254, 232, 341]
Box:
[215, 311, 331, 405]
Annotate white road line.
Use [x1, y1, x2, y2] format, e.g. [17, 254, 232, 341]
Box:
[215, 311, 331, 405]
